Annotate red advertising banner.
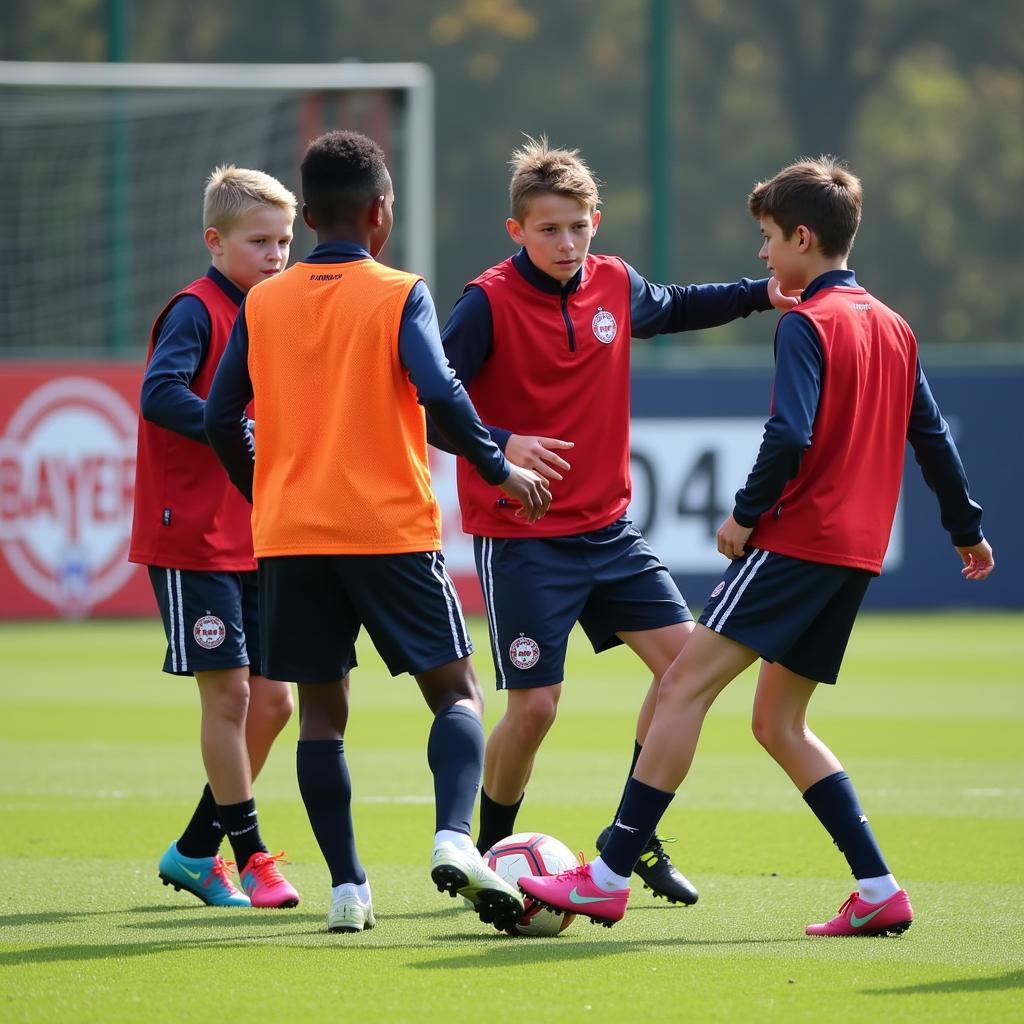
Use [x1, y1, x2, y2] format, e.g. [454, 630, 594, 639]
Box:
[0, 363, 484, 619]
[0, 364, 150, 618]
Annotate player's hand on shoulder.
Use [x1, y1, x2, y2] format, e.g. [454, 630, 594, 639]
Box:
[768, 276, 801, 311]
[717, 514, 753, 560]
[956, 539, 994, 581]
[505, 434, 574, 482]
[501, 465, 552, 523]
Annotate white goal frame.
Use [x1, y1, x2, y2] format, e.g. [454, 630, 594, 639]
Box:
[0, 60, 435, 284]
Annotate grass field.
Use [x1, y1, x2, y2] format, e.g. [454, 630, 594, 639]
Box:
[1, 612, 1022, 1023]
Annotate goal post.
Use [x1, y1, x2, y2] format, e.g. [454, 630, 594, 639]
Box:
[0, 60, 434, 356]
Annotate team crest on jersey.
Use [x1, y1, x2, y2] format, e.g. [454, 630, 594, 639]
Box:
[509, 635, 541, 670]
[709, 581, 726, 600]
[194, 614, 226, 649]
[591, 307, 617, 344]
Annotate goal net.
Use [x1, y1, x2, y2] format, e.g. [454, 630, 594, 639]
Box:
[0, 61, 433, 357]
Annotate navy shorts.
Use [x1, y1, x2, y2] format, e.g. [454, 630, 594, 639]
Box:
[474, 517, 692, 689]
[147, 567, 261, 677]
[698, 547, 873, 684]
[258, 551, 473, 684]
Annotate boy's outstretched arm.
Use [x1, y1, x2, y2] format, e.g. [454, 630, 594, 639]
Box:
[204, 306, 256, 502]
[906, 359, 993, 579]
[625, 263, 795, 340]
[401, 283, 550, 522]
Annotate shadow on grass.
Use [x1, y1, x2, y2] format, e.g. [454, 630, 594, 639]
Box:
[0, 905, 197, 928]
[122, 906, 462, 929]
[0, 939, 298, 967]
[864, 969, 1024, 995]
[411, 930, 808, 966]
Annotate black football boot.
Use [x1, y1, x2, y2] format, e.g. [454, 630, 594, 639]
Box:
[595, 826, 699, 905]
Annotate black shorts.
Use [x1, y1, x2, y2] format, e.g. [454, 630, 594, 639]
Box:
[697, 547, 873, 684]
[258, 551, 473, 683]
[147, 567, 261, 677]
[474, 517, 692, 689]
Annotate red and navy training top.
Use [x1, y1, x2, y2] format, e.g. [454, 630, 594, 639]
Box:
[129, 269, 256, 571]
[440, 249, 773, 538]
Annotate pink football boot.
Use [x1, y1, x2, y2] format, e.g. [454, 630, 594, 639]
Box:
[519, 862, 629, 927]
[806, 889, 914, 936]
[239, 851, 300, 908]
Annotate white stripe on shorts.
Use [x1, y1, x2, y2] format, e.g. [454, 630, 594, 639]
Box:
[174, 569, 188, 671]
[480, 538, 508, 690]
[428, 552, 466, 660]
[440, 554, 471, 655]
[707, 547, 770, 633]
[165, 569, 177, 672]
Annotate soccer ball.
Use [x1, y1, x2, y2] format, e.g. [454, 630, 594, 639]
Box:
[485, 832, 578, 936]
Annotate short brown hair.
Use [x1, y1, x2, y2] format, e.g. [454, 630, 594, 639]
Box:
[748, 156, 862, 258]
[203, 165, 296, 232]
[509, 135, 600, 221]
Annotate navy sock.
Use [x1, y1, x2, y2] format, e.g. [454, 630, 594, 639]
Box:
[296, 739, 365, 886]
[600, 777, 675, 878]
[176, 783, 224, 858]
[216, 797, 267, 870]
[803, 771, 889, 879]
[476, 790, 524, 855]
[427, 705, 484, 838]
[609, 740, 644, 824]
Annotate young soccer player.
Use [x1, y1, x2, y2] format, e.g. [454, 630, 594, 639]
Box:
[438, 137, 796, 905]
[520, 155, 994, 935]
[204, 130, 552, 934]
[129, 166, 300, 909]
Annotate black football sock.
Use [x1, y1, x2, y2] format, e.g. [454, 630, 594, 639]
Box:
[476, 789, 525, 855]
[609, 740, 644, 825]
[600, 777, 674, 878]
[426, 705, 484, 841]
[216, 797, 267, 871]
[803, 771, 890, 879]
[296, 739, 365, 886]
[176, 783, 224, 859]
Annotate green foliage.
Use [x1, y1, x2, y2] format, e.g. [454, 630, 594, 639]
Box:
[0, 613, 1022, 1022]
[3, 0, 1022, 344]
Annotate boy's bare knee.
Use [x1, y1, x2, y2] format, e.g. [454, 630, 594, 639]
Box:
[508, 688, 559, 739]
[251, 678, 294, 727]
[750, 712, 778, 752]
[210, 685, 250, 727]
[751, 712, 800, 756]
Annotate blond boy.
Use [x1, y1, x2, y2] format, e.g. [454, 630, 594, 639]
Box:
[129, 166, 299, 908]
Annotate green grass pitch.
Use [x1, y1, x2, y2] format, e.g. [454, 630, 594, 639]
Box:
[1, 612, 1021, 1023]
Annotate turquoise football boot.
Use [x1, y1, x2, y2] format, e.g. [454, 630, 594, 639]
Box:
[158, 842, 251, 907]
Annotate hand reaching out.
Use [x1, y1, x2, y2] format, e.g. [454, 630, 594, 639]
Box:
[768, 276, 801, 311]
[504, 434, 574, 481]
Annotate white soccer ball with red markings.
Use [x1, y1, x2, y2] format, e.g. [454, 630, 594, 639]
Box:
[485, 832, 577, 936]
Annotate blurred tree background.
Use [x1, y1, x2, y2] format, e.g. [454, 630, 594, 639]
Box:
[3, 0, 1022, 347]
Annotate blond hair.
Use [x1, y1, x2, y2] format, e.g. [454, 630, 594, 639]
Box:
[509, 135, 601, 220]
[203, 165, 296, 231]
[748, 156, 862, 258]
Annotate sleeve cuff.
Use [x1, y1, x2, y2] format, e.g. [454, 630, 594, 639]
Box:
[481, 454, 511, 486]
[951, 529, 984, 548]
[732, 506, 761, 529]
[489, 426, 512, 452]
